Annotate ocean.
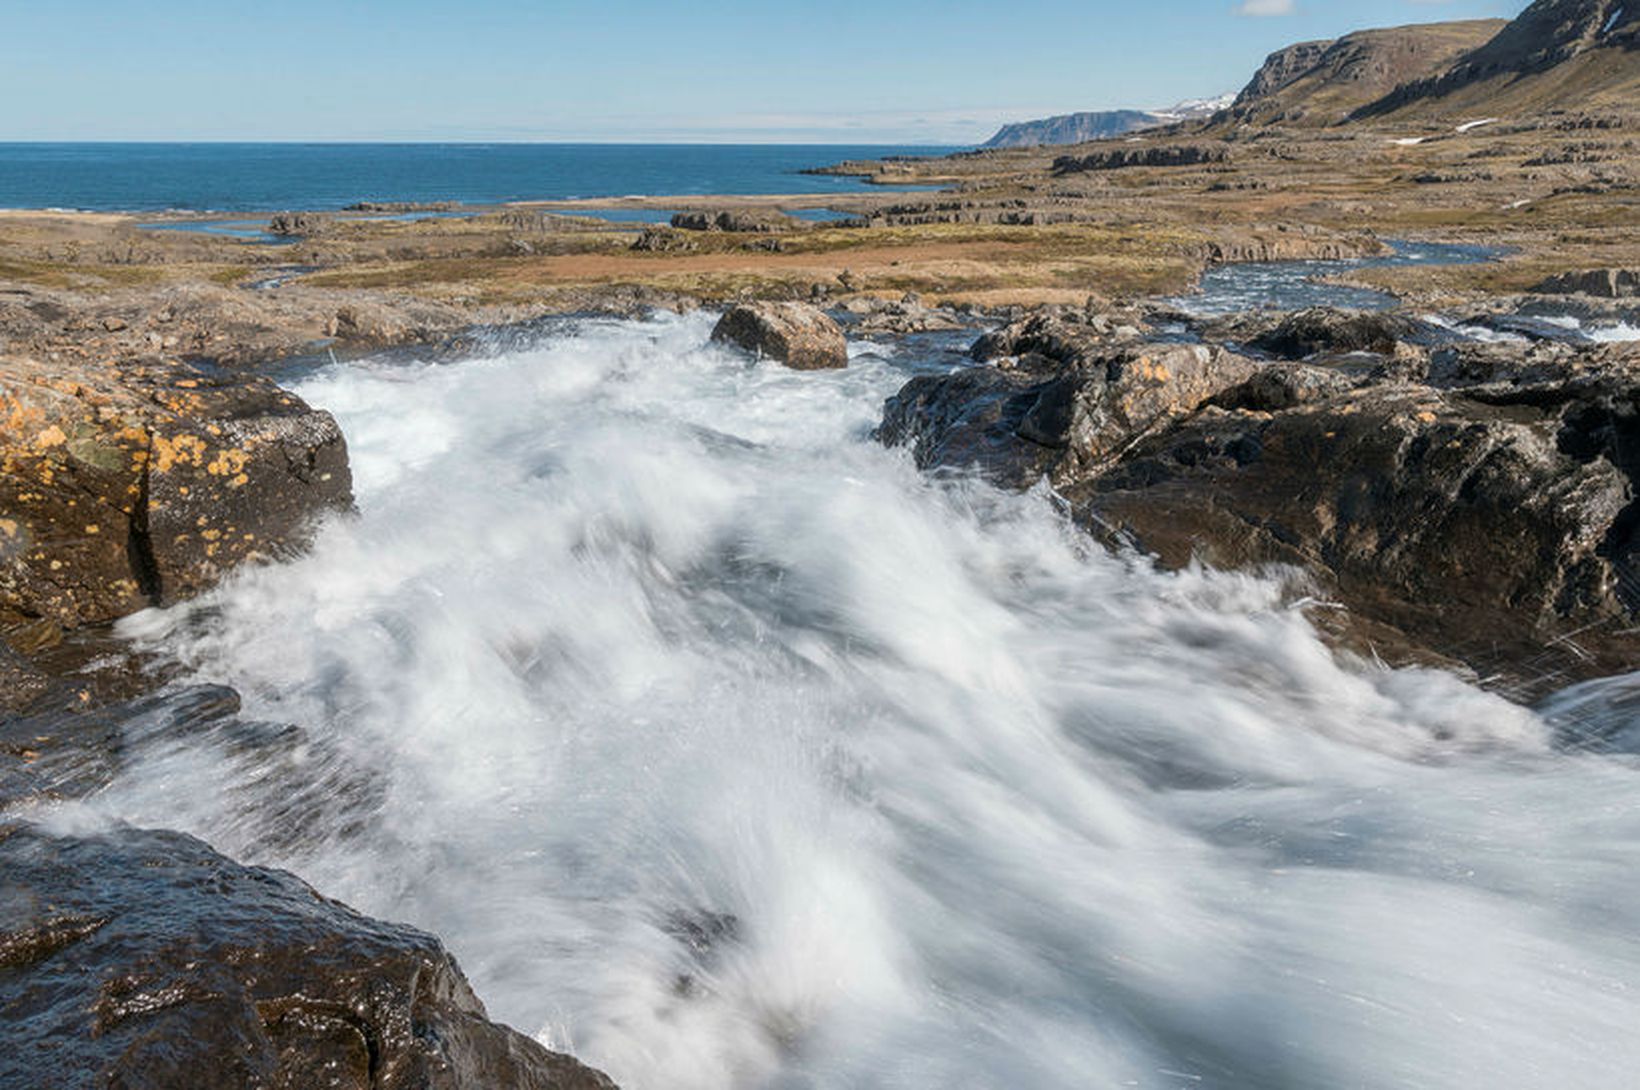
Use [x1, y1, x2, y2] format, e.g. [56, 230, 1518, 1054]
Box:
[0, 143, 956, 213]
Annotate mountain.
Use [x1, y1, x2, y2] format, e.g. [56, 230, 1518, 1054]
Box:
[982, 110, 1162, 149]
[1220, 20, 1507, 127]
[981, 95, 1233, 149]
[1354, 0, 1640, 118]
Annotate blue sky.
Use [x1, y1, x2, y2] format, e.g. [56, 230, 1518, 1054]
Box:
[2, 0, 1523, 143]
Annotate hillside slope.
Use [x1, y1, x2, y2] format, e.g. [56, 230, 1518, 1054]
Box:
[1356, 0, 1640, 118]
[1221, 20, 1507, 127]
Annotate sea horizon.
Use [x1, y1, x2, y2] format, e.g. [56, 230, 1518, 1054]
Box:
[0, 142, 961, 213]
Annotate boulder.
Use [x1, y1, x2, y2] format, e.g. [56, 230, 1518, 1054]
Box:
[881, 339, 1257, 486]
[0, 354, 352, 632]
[0, 823, 616, 1090]
[1248, 307, 1417, 359]
[711, 302, 848, 370]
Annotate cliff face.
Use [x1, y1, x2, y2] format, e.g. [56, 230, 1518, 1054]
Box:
[983, 109, 1161, 149]
[1357, 0, 1640, 118]
[1224, 20, 1506, 126]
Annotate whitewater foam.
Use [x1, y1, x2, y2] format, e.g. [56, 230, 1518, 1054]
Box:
[51, 312, 1640, 1089]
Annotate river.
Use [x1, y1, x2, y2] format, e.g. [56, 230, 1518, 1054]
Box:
[40, 310, 1640, 1089]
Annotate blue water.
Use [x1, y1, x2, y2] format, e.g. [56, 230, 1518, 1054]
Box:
[1172, 240, 1503, 316]
[0, 143, 954, 213]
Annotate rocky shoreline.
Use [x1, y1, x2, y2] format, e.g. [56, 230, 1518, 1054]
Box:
[4, 1, 1637, 1079]
[4, 244, 1639, 1087]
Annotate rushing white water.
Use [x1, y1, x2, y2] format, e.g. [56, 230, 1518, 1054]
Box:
[54, 312, 1640, 1089]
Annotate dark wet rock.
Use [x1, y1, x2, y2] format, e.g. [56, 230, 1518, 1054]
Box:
[880, 338, 1256, 487]
[0, 684, 245, 809]
[0, 354, 352, 634]
[0, 823, 616, 1090]
[880, 326, 1640, 695]
[1533, 268, 1640, 299]
[711, 302, 848, 370]
[1248, 307, 1418, 359]
[1078, 386, 1637, 691]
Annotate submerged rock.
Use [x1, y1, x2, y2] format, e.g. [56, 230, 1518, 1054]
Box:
[879, 318, 1640, 694]
[0, 354, 352, 633]
[0, 823, 617, 1090]
[711, 302, 848, 370]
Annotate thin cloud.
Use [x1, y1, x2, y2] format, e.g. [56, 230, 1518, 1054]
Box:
[1236, 0, 1295, 14]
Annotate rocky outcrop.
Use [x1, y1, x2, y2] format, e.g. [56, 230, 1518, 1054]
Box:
[1053, 144, 1228, 173]
[1533, 268, 1640, 298]
[1248, 307, 1419, 359]
[630, 227, 698, 253]
[0, 282, 699, 369]
[0, 353, 352, 632]
[840, 293, 969, 335]
[711, 302, 848, 370]
[267, 212, 330, 237]
[1222, 21, 1506, 127]
[878, 316, 1640, 693]
[0, 823, 616, 1090]
[883, 316, 1256, 486]
[671, 210, 801, 233]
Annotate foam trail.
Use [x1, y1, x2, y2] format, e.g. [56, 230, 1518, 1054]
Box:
[62, 312, 1640, 1090]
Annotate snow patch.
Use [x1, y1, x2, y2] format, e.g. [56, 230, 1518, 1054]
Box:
[1455, 118, 1500, 134]
[1604, 7, 1625, 34]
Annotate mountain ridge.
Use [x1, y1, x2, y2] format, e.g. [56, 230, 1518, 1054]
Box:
[1355, 0, 1640, 118]
[981, 95, 1232, 149]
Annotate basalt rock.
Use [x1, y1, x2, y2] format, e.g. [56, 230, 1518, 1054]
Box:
[1053, 144, 1229, 174]
[879, 326, 1640, 695]
[881, 331, 1257, 486]
[670, 210, 801, 233]
[0, 353, 352, 635]
[0, 823, 617, 1090]
[710, 302, 848, 370]
[1248, 307, 1419, 359]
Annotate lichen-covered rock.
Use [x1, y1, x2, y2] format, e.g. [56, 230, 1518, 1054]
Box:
[0, 354, 352, 631]
[710, 302, 848, 370]
[0, 823, 617, 1090]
